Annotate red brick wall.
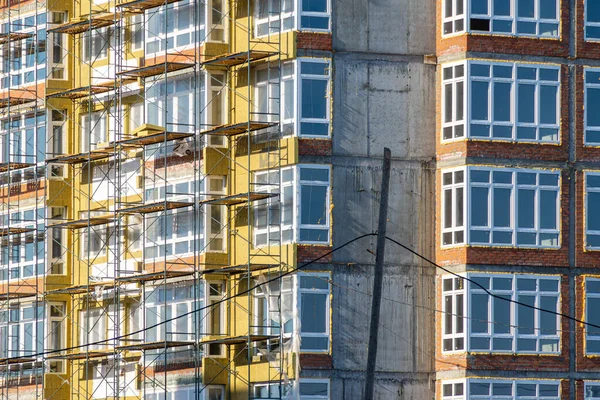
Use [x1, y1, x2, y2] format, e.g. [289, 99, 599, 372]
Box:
[298, 139, 332, 156]
[299, 353, 332, 369]
[297, 245, 332, 263]
[296, 32, 332, 52]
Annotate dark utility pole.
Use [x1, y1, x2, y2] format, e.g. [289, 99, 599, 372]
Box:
[364, 147, 392, 400]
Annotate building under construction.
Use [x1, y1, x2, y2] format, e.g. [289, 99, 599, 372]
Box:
[0, 0, 436, 398]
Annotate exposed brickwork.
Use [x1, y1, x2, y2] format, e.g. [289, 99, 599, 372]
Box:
[297, 245, 332, 263]
[298, 138, 332, 156]
[435, 275, 571, 373]
[299, 353, 332, 370]
[296, 32, 332, 52]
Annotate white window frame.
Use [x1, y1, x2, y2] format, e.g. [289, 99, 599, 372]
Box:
[80, 308, 106, 351]
[253, 164, 331, 247]
[298, 58, 331, 138]
[442, 61, 560, 143]
[0, 207, 45, 281]
[144, 385, 225, 400]
[81, 110, 107, 152]
[442, 63, 466, 141]
[442, 0, 467, 36]
[443, 379, 561, 399]
[442, 0, 560, 38]
[442, 276, 466, 352]
[143, 281, 203, 344]
[145, 0, 197, 55]
[255, 0, 295, 37]
[255, 62, 295, 137]
[254, 0, 330, 37]
[144, 178, 203, 259]
[586, 278, 600, 354]
[145, 72, 196, 141]
[253, 167, 294, 247]
[586, 172, 600, 249]
[584, 68, 600, 146]
[468, 274, 560, 354]
[441, 168, 465, 246]
[297, 272, 330, 353]
[82, 27, 109, 62]
[299, 379, 330, 399]
[442, 273, 561, 355]
[442, 166, 561, 249]
[0, 11, 47, 88]
[585, 382, 600, 399]
[586, 0, 600, 41]
[442, 380, 466, 400]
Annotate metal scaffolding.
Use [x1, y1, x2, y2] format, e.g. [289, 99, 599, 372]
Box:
[0, 0, 294, 398]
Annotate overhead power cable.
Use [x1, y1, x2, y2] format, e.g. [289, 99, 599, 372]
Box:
[4, 233, 598, 363]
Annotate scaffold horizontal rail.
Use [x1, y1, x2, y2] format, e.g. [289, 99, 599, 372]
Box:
[200, 192, 277, 206]
[46, 350, 113, 360]
[116, 269, 195, 283]
[0, 32, 34, 45]
[200, 335, 279, 346]
[202, 51, 276, 67]
[116, 130, 193, 147]
[49, 216, 114, 229]
[201, 121, 277, 137]
[46, 281, 115, 295]
[116, 341, 194, 351]
[117, 0, 184, 14]
[201, 263, 280, 275]
[0, 227, 35, 237]
[47, 13, 118, 34]
[117, 201, 193, 214]
[117, 61, 194, 79]
[0, 162, 35, 173]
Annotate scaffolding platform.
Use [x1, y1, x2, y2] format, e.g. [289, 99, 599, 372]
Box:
[45, 149, 113, 164]
[46, 350, 113, 360]
[48, 13, 117, 34]
[118, 0, 184, 14]
[201, 264, 279, 275]
[202, 51, 276, 68]
[46, 79, 135, 100]
[0, 292, 40, 301]
[201, 121, 277, 137]
[0, 357, 36, 365]
[116, 341, 194, 351]
[201, 335, 279, 346]
[199, 192, 277, 206]
[49, 216, 114, 229]
[116, 269, 195, 283]
[117, 61, 194, 79]
[117, 201, 193, 215]
[0, 96, 37, 109]
[0, 227, 35, 237]
[46, 281, 115, 295]
[0, 162, 35, 173]
[0, 32, 34, 45]
[117, 130, 193, 148]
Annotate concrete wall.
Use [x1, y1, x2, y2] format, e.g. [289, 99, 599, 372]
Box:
[302, 0, 437, 397]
